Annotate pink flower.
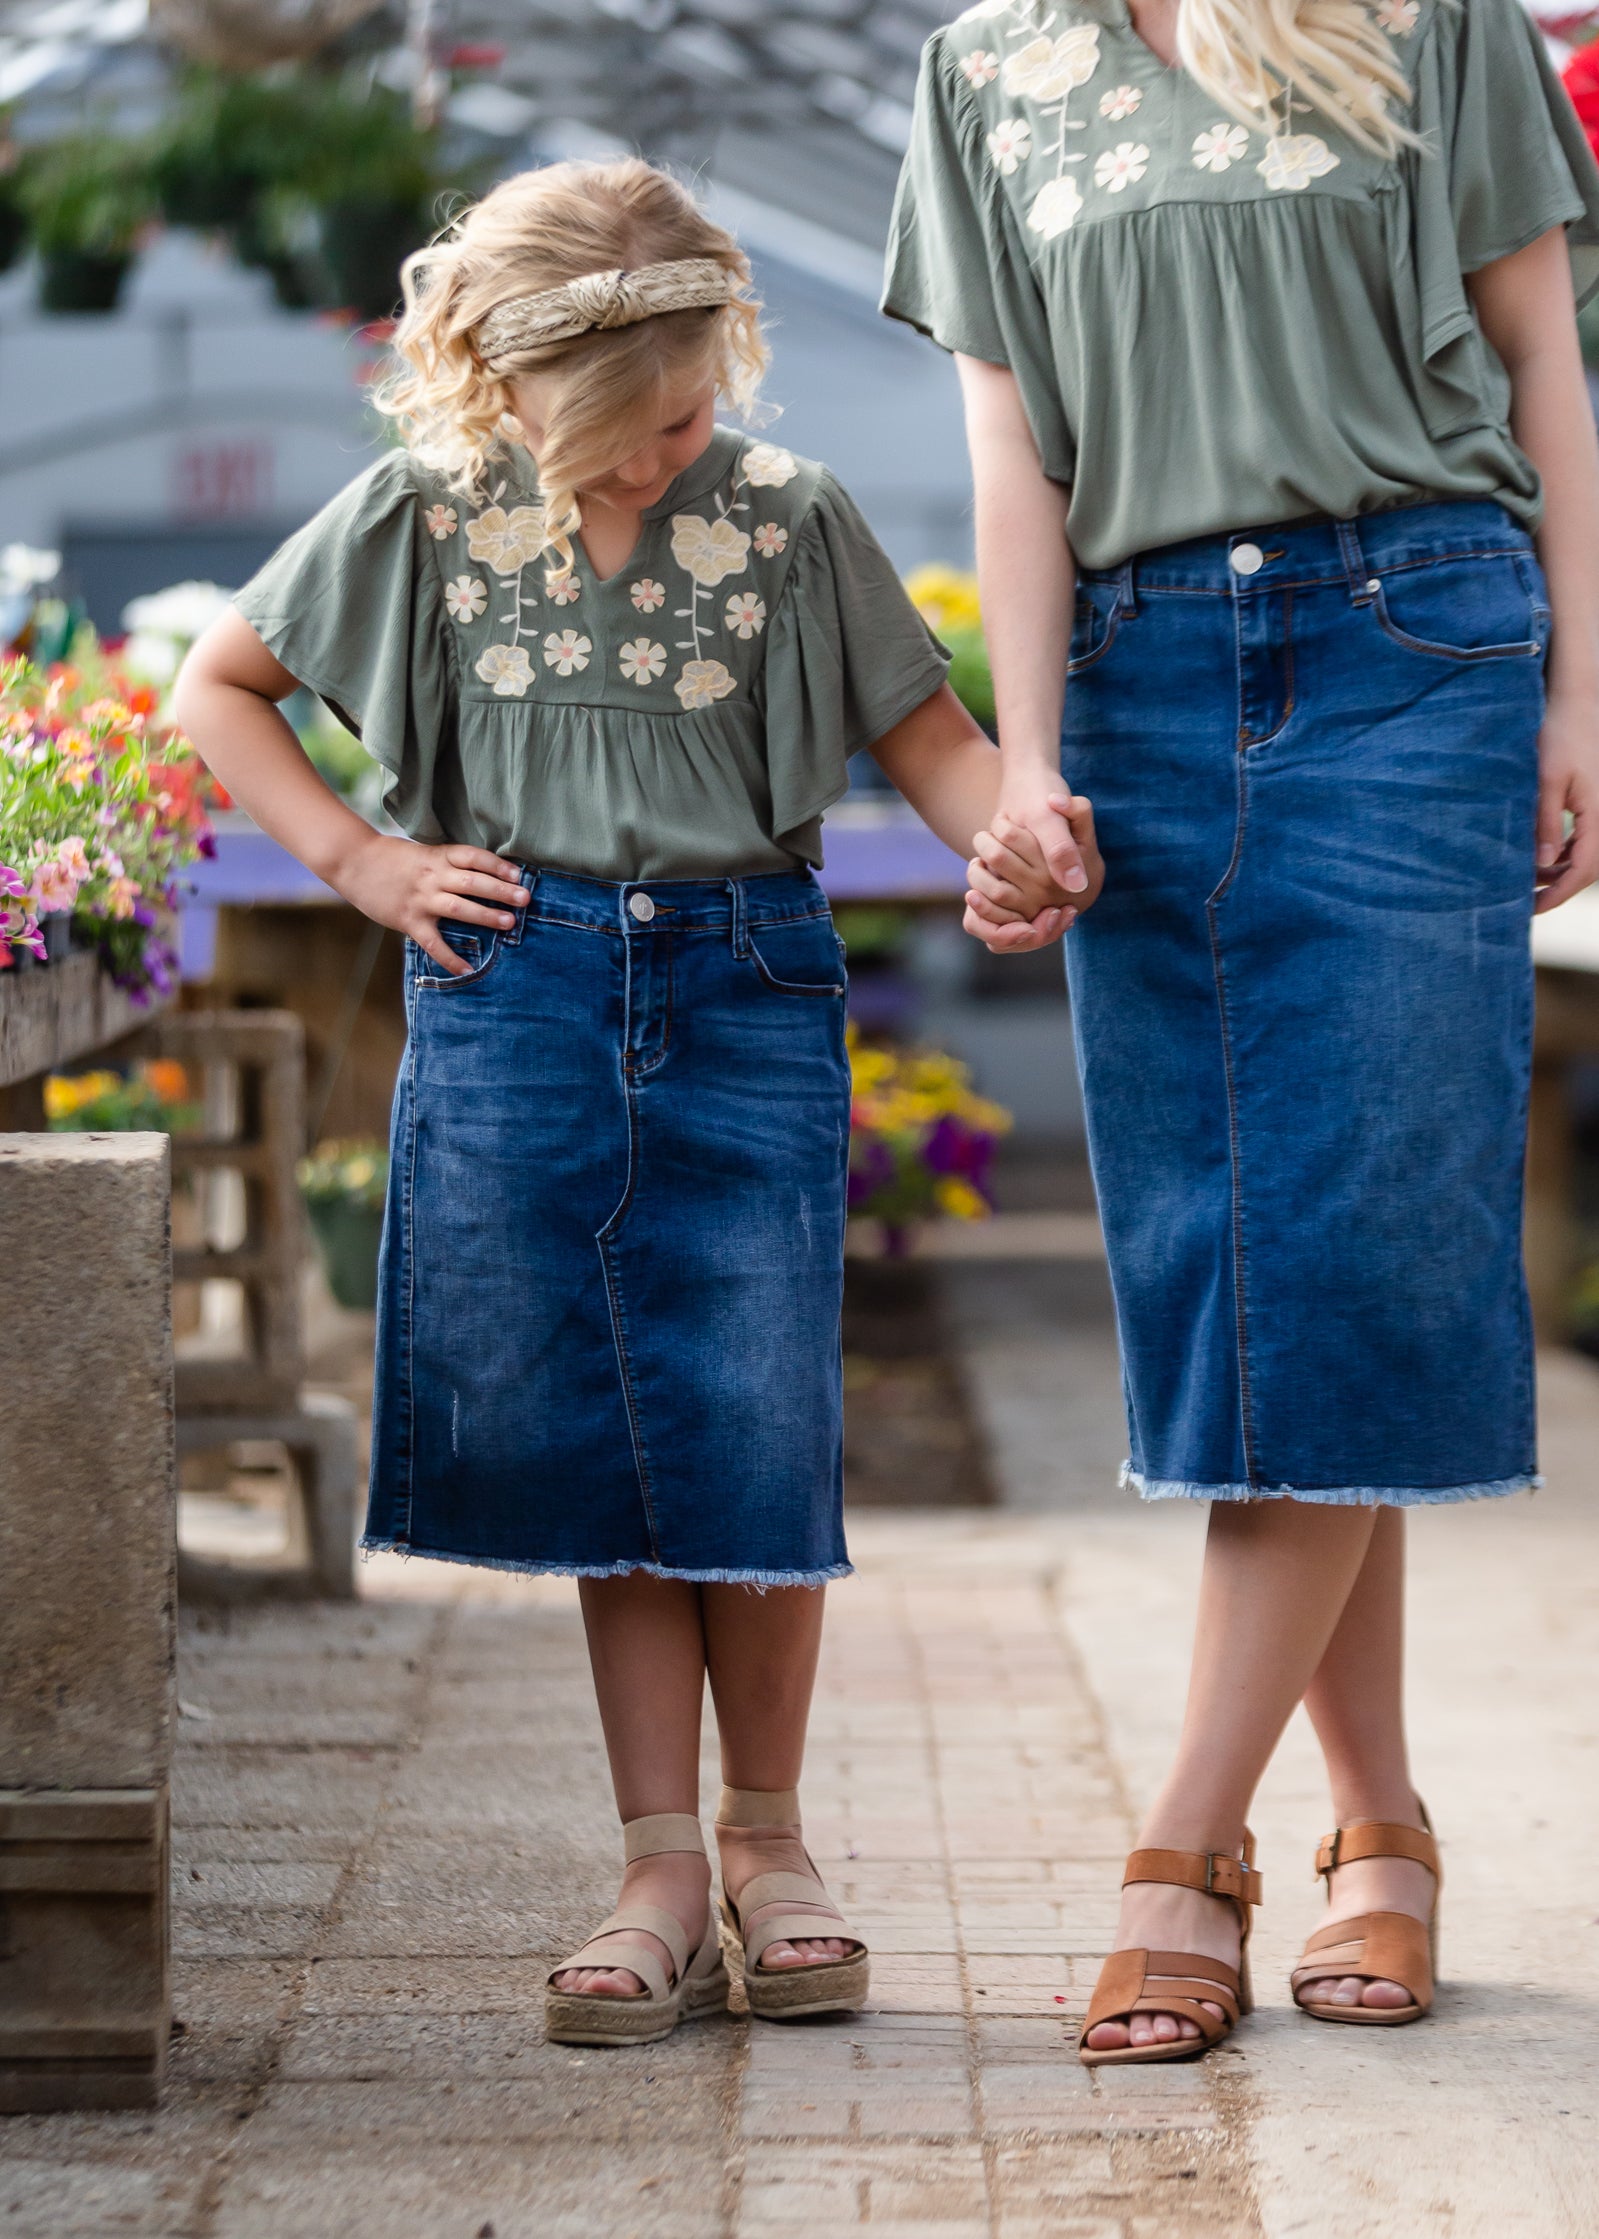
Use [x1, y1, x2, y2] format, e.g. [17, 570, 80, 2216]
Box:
[107, 876, 140, 919]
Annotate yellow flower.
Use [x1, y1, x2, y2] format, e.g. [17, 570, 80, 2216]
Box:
[44, 1069, 120, 1119]
[903, 565, 982, 635]
[935, 1178, 991, 1223]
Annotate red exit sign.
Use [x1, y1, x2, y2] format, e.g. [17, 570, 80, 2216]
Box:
[171, 441, 275, 520]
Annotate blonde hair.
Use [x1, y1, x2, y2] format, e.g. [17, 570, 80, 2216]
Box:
[1178, 0, 1420, 158]
[375, 159, 768, 569]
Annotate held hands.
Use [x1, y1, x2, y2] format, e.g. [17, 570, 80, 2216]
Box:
[963, 791, 1104, 954]
[334, 833, 529, 976]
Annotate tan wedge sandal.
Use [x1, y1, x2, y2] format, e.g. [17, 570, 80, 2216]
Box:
[544, 1812, 729, 2047]
[716, 1785, 869, 2020]
[1290, 1805, 1440, 2026]
[1078, 1834, 1262, 2068]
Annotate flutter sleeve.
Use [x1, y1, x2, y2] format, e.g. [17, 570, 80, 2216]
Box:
[762, 471, 950, 862]
[232, 449, 455, 841]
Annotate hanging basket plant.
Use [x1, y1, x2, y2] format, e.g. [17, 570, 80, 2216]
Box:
[20, 133, 155, 314]
[149, 0, 388, 70]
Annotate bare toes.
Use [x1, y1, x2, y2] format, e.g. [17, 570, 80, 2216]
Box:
[1084, 2020, 1130, 2051]
[1361, 1978, 1414, 2008]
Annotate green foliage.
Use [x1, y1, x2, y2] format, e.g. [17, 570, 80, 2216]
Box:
[18, 132, 154, 256]
[298, 1136, 389, 1209]
[941, 620, 996, 733]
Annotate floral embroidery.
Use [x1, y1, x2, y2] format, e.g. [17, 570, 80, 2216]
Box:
[1002, 27, 1100, 101]
[1374, 0, 1419, 32]
[444, 575, 487, 623]
[753, 523, 788, 558]
[671, 514, 751, 587]
[675, 659, 738, 711]
[725, 592, 767, 640]
[1094, 141, 1148, 192]
[548, 571, 581, 605]
[1099, 85, 1142, 120]
[743, 443, 799, 489]
[631, 578, 666, 612]
[619, 637, 666, 684]
[466, 503, 545, 575]
[474, 643, 533, 697]
[988, 117, 1033, 174]
[1027, 175, 1084, 238]
[1258, 133, 1339, 190]
[543, 629, 591, 676]
[961, 49, 999, 87]
[1192, 122, 1250, 172]
[423, 504, 457, 540]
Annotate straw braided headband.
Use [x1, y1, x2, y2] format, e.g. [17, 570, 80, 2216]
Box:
[474, 257, 739, 370]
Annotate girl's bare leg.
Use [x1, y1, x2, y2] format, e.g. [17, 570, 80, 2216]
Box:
[554, 1575, 710, 1997]
[1085, 1498, 1381, 2052]
[1298, 1507, 1434, 2009]
[703, 1583, 848, 1969]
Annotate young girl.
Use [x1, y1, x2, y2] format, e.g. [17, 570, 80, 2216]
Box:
[176, 158, 1098, 2048]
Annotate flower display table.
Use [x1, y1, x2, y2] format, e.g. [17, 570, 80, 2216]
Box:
[0, 950, 171, 1108]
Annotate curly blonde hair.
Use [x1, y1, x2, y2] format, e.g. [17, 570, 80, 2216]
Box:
[375, 159, 769, 571]
[1181, 0, 1419, 158]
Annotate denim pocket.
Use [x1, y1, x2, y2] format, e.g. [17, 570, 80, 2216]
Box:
[412, 918, 502, 991]
[1067, 581, 1123, 675]
[1366, 550, 1548, 662]
[746, 914, 847, 998]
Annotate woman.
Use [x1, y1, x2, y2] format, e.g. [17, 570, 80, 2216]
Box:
[885, 0, 1599, 2062]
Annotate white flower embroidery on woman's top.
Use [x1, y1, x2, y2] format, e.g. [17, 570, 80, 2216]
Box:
[675, 658, 738, 711]
[466, 503, 545, 574]
[1258, 132, 1340, 190]
[671, 513, 752, 587]
[631, 578, 666, 611]
[1099, 84, 1142, 120]
[753, 522, 788, 558]
[1192, 121, 1250, 171]
[961, 49, 999, 87]
[987, 117, 1033, 174]
[423, 504, 458, 540]
[1374, 0, 1419, 32]
[1027, 174, 1085, 237]
[444, 575, 487, 623]
[725, 592, 767, 640]
[474, 643, 534, 697]
[543, 629, 591, 676]
[1003, 26, 1100, 101]
[744, 443, 799, 488]
[1094, 141, 1148, 192]
[619, 637, 666, 684]
[548, 571, 581, 605]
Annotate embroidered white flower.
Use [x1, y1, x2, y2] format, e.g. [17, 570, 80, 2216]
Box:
[1094, 141, 1149, 192]
[631, 578, 666, 612]
[548, 571, 581, 605]
[675, 658, 738, 711]
[725, 591, 767, 639]
[1192, 121, 1250, 172]
[753, 522, 788, 558]
[1026, 174, 1085, 238]
[744, 443, 799, 488]
[474, 643, 533, 697]
[961, 48, 999, 87]
[671, 512, 752, 587]
[443, 575, 487, 623]
[466, 503, 545, 574]
[1003, 26, 1101, 101]
[1099, 84, 1142, 120]
[1257, 132, 1340, 190]
[619, 637, 666, 684]
[987, 117, 1033, 174]
[543, 628, 592, 676]
[1375, 0, 1419, 32]
[423, 503, 457, 540]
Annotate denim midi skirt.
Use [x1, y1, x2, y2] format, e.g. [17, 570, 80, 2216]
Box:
[1064, 501, 1545, 1506]
[364, 868, 853, 1581]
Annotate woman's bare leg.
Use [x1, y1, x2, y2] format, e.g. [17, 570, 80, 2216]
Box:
[703, 1583, 848, 1969]
[1085, 1498, 1381, 2052]
[1298, 1507, 1434, 2009]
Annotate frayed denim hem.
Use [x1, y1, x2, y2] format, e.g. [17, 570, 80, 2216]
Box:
[1119, 1463, 1541, 1507]
[359, 1536, 853, 1588]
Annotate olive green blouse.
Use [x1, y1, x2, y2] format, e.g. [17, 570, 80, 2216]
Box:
[883, 0, 1599, 570]
[233, 427, 948, 880]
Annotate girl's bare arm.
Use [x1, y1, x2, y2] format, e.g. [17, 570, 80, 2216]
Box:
[174, 609, 528, 977]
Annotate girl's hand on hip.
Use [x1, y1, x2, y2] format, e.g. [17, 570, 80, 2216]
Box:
[1535, 697, 1599, 912]
[335, 833, 529, 976]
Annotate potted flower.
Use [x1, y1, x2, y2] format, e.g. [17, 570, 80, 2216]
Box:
[298, 1137, 388, 1309]
[19, 132, 155, 313]
[45, 1057, 200, 1132]
[847, 1026, 1011, 1256]
[904, 565, 995, 734]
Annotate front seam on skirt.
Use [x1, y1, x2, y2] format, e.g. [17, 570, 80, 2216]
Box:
[359, 1535, 853, 1587]
[1120, 1463, 1541, 1505]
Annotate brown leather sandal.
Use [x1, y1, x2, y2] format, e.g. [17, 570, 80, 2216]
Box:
[1078, 1834, 1262, 2068]
[1290, 1804, 1440, 2026]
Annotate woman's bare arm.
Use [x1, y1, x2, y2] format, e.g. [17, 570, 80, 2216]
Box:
[1470, 228, 1599, 911]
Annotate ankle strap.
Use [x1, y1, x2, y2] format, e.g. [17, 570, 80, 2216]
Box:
[623, 1812, 706, 1862]
[1123, 1846, 1263, 1908]
[716, 1785, 799, 1828]
[1314, 1818, 1438, 1882]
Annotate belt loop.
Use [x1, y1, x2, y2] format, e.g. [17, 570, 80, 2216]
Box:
[501, 862, 536, 946]
[1336, 519, 1375, 605]
[727, 876, 749, 959]
[1116, 558, 1138, 618]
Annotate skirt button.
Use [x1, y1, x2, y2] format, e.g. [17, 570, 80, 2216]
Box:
[1230, 542, 1265, 576]
[628, 892, 656, 922]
